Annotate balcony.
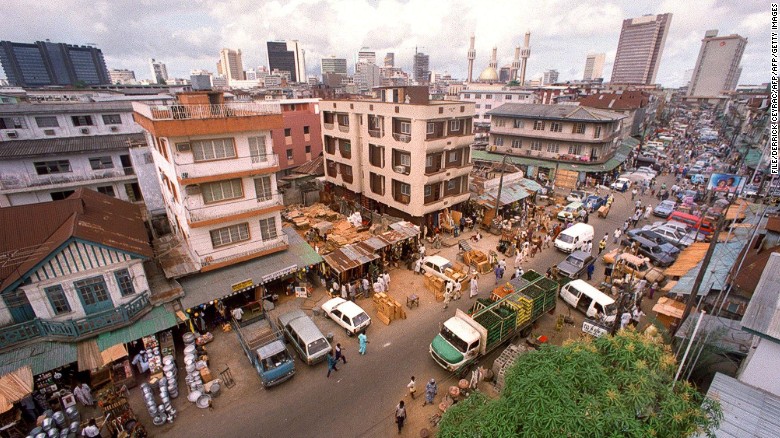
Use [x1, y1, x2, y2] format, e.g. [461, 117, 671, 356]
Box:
[323, 123, 334, 130]
[338, 124, 350, 133]
[0, 292, 151, 351]
[490, 126, 618, 144]
[368, 129, 383, 138]
[176, 154, 279, 184]
[0, 167, 137, 193]
[200, 234, 289, 271]
[393, 133, 412, 143]
[133, 102, 281, 120]
[185, 193, 284, 227]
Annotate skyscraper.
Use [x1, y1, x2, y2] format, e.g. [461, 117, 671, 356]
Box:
[321, 56, 347, 75]
[687, 30, 747, 98]
[149, 59, 168, 84]
[610, 13, 672, 85]
[267, 40, 306, 83]
[357, 48, 376, 66]
[384, 53, 394, 68]
[542, 69, 559, 85]
[219, 48, 245, 85]
[108, 69, 136, 84]
[0, 40, 110, 87]
[413, 49, 430, 84]
[583, 53, 605, 81]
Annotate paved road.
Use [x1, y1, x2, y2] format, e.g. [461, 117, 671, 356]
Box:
[136, 175, 673, 438]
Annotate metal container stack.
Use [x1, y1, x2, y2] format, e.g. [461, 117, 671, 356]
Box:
[182, 332, 204, 400]
[27, 410, 79, 438]
[162, 355, 178, 398]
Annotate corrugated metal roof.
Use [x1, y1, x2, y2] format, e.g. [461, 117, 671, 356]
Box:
[487, 103, 626, 122]
[675, 314, 752, 355]
[696, 373, 780, 438]
[0, 133, 147, 158]
[179, 228, 323, 309]
[323, 241, 379, 274]
[670, 241, 746, 296]
[388, 221, 420, 239]
[742, 253, 780, 341]
[471, 141, 633, 173]
[96, 306, 179, 350]
[665, 243, 710, 277]
[0, 341, 77, 376]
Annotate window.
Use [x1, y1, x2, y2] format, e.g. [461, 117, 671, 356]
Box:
[550, 122, 562, 132]
[530, 141, 542, 151]
[114, 269, 135, 296]
[89, 156, 114, 170]
[45, 285, 71, 314]
[573, 123, 586, 134]
[512, 119, 523, 129]
[494, 118, 505, 127]
[493, 136, 504, 146]
[506, 95, 512, 100]
[370, 173, 384, 195]
[74, 276, 110, 305]
[447, 179, 458, 191]
[35, 116, 59, 128]
[102, 114, 122, 125]
[0, 117, 26, 129]
[34, 160, 71, 175]
[400, 182, 411, 195]
[254, 176, 272, 201]
[568, 144, 583, 155]
[303, 126, 310, 134]
[400, 121, 411, 134]
[259, 217, 278, 241]
[593, 126, 602, 138]
[486, 104, 493, 110]
[338, 114, 349, 126]
[210, 223, 250, 248]
[426, 155, 434, 167]
[485, 94, 493, 99]
[424, 185, 432, 197]
[50, 190, 75, 200]
[285, 149, 293, 161]
[448, 150, 460, 163]
[284, 128, 291, 137]
[398, 153, 411, 166]
[464, 93, 470, 98]
[425, 122, 436, 135]
[449, 120, 461, 131]
[71, 115, 94, 126]
[547, 142, 560, 153]
[533, 120, 545, 130]
[248, 136, 267, 161]
[305, 145, 311, 153]
[511, 139, 522, 149]
[96, 186, 115, 197]
[475, 94, 481, 98]
[202, 179, 243, 204]
[192, 138, 236, 161]
[475, 104, 481, 109]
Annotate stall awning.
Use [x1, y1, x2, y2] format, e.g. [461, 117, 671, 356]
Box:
[670, 241, 746, 296]
[323, 241, 379, 274]
[0, 365, 33, 414]
[0, 341, 77, 377]
[77, 339, 104, 372]
[471, 141, 634, 174]
[100, 344, 128, 363]
[179, 227, 323, 309]
[96, 305, 179, 350]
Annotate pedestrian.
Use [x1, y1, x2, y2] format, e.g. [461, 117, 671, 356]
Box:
[631, 187, 637, 200]
[326, 351, 339, 378]
[414, 257, 423, 275]
[395, 400, 407, 434]
[407, 376, 417, 399]
[586, 263, 595, 281]
[341, 284, 347, 300]
[632, 210, 641, 227]
[499, 258, 507, 271]
[583, 210, 589, 224]
[362, 277, 370, 295]
[620, 311, 631, 331]
[644, 205, 652, 221]
[649, 281, 658, 299]
[419, 244, 426, 258]
[81, 419, 100, 438]
[585, 240, 592, 254]
[335, 343, 347, 364]
[514, 266, 521, 280]
[423, 378, 438, 406]
[358, 332, 368, 355]
[453, 281, 462, 300]
[631, 306, 646, 327]
[383, 272, 391, 292]
[494, 264, 502, 285]
[373, 279, 384, 294]
[636, 278, 647, 296]
[544, 233, 551, 249]
[598, 235, 607, 254]
[348, 283, 356, 302]
[443, 288, 452, 310]
[514, 247, 522, 265]
[469, 275, 479, 298]
[623, 220, 630, 233]
[73, 382, 94, 406]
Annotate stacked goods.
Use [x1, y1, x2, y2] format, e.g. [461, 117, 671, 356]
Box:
[424, 273, 445, 301]
[503, 294, 533, 328]
[372, 292, 407, 325]
[491, 283, 515, 301]
[493, 344, 529, 392]
[473, 306, 517, 351]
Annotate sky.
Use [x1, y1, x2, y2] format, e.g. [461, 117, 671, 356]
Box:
[0, 0, 770, 87]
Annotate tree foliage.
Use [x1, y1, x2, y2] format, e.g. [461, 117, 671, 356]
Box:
[438, 330, 722, 438]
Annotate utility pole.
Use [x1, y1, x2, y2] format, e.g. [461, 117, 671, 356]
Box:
[493, 154, 509, 220]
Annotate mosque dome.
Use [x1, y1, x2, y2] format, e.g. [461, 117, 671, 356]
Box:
[478, 66, 499, 82]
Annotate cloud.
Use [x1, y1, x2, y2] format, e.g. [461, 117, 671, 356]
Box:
[0, 0, 767, 86]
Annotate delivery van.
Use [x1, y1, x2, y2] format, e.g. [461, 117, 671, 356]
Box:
[554, 223, 594, 253]
[559, 280, 617, 322]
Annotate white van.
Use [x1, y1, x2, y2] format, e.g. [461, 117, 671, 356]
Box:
[559, 280, 616, 322]
[554, 223, 594, 253]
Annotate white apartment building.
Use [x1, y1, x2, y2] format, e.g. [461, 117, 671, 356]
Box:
[321, 86, 474, 223]
[132, 92, 288, 273]
[459, 87, 537, 127]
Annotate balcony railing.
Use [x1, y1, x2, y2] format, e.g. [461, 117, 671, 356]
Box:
[0, 167, 136, 191]
[338, 125, 350, 133]
[393, 133, 412, 143]
[186, 193, 284, 224]
[133, 102, 281, 120]
[201, 234, 289, 268]
[0, 292, 151, 351]
[177, 154, 279, 181]
[368, 129, 383, 138]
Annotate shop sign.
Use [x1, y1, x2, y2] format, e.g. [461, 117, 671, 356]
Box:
[582, 320, 610, 338]
[261, 264, 298, 283]
[231, 278, 254, 292]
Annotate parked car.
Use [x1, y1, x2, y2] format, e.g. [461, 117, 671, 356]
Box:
[742, 184, 759, 198]
[690, 174, 707, 185]
[555, 250, 595, 279]
[557, 202, 586, 221]
[321, 297, 371, 336]
[625, 228, 689, 250]
[636, 166, 658, 176]
[566, 190, 590, 203]
[645, 220, 703, 242]
[583, 195, 607, 212]
[653, 200, 676, 218]
[643, 225, 695, 247]
[610, 178, 631, 192]
[602, 250, 666, 284]
[627, 235, 680, 267]
[676, 189, 703, 203]
[619, 172, 654, 184]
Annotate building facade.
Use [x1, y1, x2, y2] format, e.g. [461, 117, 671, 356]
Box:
[357, 49, 376, 66]
[0, 40, 110, 87]
[218, 48, 245, 85]
[542, 70, 560, 85]
[687, 30, 747, 101]
[413, 51, 430, 84]
[109, 69, 137, 84]
[149, 59, 169, 84]
[578, 90, 652, 137]
[321, 86, 473, 223]
[267, 41, 306, 83]
[583, 53, 605, 81]
[270, 98, 323, 175]
[133, 92, 289, 273]
[610, 13, 672, 85]
[321, 56, 347, 75]
[459, 88, 538, 128]
[384, 53, 394, 68]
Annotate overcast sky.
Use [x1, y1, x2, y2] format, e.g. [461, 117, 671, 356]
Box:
[0, 0, 769, 87]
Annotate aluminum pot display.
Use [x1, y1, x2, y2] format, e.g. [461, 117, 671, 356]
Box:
[187, 390, 201, 403]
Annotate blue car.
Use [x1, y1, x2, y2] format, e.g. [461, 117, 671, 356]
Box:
[584, 195, 607, 212]
[653, 200, 676, 218]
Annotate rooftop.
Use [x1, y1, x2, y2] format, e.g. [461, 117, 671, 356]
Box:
[697, 373, 780, 438]
[0, 101, 136, 115]
[578, 91, 650, 111]
[0, 133, 147, 159]
[486, 103, 626, 122]
[741, 253, 780, 342]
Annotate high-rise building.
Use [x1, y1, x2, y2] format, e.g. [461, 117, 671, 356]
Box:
[149, 59, 168, 84]
[583, 53, 605, 81]
[109, 69, 136, 84]
[355, 63, 381, 92]
[219, 48, 245, 85]
[384, 53, 394, 68]
[321, 56, 347, 75]
[499, 66, 511, 83]
[413, 50, 430, 84]
[190, 70, 213, 90]
[687, 30, 747, 99]
[611, 13, 672, 85]
[542, 69, 559, 85]
[357, 48, 376, 66]
[0, 40, 110, 87]
[267, 41, 306, 83]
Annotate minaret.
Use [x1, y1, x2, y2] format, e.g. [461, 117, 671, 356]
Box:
[510, 46, 521, 82]
[519, 31, 531, 86]
[467, 34, 476, 83]
[489, 46, 498, 70]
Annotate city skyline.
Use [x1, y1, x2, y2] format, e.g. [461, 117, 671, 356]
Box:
[0, 0, 768, 86]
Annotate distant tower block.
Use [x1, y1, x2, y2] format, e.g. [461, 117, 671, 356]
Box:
[519, 31, 531, 85]
[489, 46, 498, 70]
[510, 46, 521, 81]
[467, 34, 476, 83]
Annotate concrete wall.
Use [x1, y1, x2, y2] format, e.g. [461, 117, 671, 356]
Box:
[0, 103, 142, 141]
[128, 146, 165, 214]
[739, 337, 780, 397]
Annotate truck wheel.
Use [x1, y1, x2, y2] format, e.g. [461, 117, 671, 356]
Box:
[346, 328, 353, 337]
[520, 326, 533, 338]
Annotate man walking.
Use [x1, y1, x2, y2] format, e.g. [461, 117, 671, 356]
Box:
[358, 332, 368, 355]
[335, 343, 347, 364]
[395, 401, 407, 434]
[326, 351, 339, 378]
[613, 228, 622, 244]
[407, 376, 417, 399]
[598, 235, 607, 255]
[469, 275, 479, 298]
[423, 379, 438, 406]
[586, 263, 595, 281]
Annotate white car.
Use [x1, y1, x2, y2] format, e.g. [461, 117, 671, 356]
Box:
[321, 297, 371, 336]
[636, 167, 658, 176]
[610, 177, 631, 192]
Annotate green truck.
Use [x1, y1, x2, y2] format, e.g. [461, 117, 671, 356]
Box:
[234, 315, 296, 388]
[430, 270, 558, 374]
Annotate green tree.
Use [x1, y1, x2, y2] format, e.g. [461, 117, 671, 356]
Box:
[438, 330, 721, 438]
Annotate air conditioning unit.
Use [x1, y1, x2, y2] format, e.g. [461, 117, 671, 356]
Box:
[185, 185, 201, 195]
[109, 126, 119, 132]
[43, 129, 55, 136]
[394, 165, 406, 173]
[176, 142, 191, 152]
[6, 130, 18, 139]
[181, 172, 189, 179]
[80, 128, 90, 134]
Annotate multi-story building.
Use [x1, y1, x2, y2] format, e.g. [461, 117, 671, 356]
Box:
[583, 53, 605, 81]
[687, 30, 747, 102]
[267, 41, 306, 83]
[270, 98, 323, 175]
[321, 56, 347, 76]
[190, 71, 213, 90]
[578, 90, 652, 137]
[321, 86, 473, 224]
[132, 92, 289, 272]
[355, 63, 381, 92]
[611, 13, 672, 85]
[109, 69, 137, 85]
[384, 53, 394, 68]
[0, 40, 110, 87]
[149, 59, 169, 84]
[542, 70, 560, 85]
[413, 51, 430, 84]
[459, 88, 537, 128]
[0, 100, 166, 208]
[357, 49, 376, 66]
[218, 48, 245, 85]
